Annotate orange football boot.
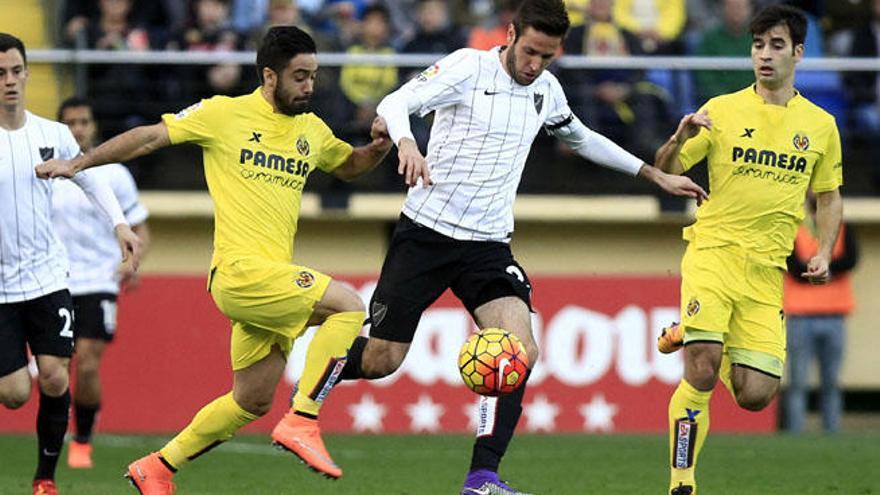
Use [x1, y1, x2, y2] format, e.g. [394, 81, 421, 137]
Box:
[658, 322, 685, 354]
[124, 452, 176, 495]
[271, 412, 342, 479]
[67, 440, 93, 469]
[32, 479, 57, 495]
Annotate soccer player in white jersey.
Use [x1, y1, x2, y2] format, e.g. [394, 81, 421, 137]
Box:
[0, 33, 140, 495]
[52, 97, 151, 470]
[334, 1, 708, 493]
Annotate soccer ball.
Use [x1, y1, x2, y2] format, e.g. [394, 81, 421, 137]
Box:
[458, 328, 529, 396]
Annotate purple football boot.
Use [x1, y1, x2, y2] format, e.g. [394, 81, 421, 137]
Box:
[460, 469, 534, 495]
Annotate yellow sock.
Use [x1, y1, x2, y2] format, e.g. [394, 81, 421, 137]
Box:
[718, 351, 735, 398]
[159, 392, 258, 469]
[668, 379, 712, 493]
[293, 311, 364, 416]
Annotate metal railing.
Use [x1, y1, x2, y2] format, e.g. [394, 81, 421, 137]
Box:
[27, 48, 880, 70]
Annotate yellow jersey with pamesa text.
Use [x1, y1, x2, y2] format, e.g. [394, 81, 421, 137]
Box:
[162, 88, 353, 268]
[679, 85, 843, 268]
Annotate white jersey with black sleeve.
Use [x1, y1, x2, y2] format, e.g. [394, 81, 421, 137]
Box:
[0, 112, 128, 303]
[52, 163, 148, 296]
[377, 47, 644, 242]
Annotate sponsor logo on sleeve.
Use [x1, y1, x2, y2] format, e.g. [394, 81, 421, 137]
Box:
[175, 101, 202, 119]
[416, 64, 440, 82]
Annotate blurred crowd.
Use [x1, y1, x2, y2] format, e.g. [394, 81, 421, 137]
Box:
[57, 0, 880, 194]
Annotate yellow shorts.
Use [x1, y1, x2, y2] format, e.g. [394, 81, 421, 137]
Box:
[680, 244, 786, 377]
[209, 257, 331, 371]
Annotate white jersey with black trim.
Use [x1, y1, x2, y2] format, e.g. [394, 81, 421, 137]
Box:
[52, 163, 148, 296]
[377, 47, 643, 242]
[0, 112, 79, 303]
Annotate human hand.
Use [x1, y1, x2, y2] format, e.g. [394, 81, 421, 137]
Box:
[802, 254, 831, 284]
[114, 224, 142, 273]
[35, 159, 78, 179]
[397, 138, 431, 187]
[673, 110, 712, 143]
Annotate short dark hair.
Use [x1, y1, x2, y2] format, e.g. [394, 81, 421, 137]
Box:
[512, 0, 570, 41]
[57, 96, 92, 121]
[749, 4, 807, 51]
[362, 4, 391, 22]
[256, 26, 316, 83]
[0, 32, 26, 65]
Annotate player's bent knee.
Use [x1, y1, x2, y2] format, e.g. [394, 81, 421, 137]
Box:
[0, 389, 31, 409]
[39, 374, 70, 396]
[735, 390, 776, 411]
[235, 393, 273, 417]
[361, 356, 401, 379]
[37, 367, 70, 396]
[360, 341, 406, 379]
[76, 357, 101, 377]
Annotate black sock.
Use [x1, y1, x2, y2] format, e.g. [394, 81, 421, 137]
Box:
[469, 370, 531, 473]
[35, 389, 70, 481]
[73, 401, 100, 443]
[339, 336, 368, 381]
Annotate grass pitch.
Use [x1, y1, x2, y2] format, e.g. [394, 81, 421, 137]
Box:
[0, 433, 877, 494]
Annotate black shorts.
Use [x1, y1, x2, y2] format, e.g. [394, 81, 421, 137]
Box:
[369, 215, 533, 343]
[72, 293, 118, 342]
[0, 290, 75, 377]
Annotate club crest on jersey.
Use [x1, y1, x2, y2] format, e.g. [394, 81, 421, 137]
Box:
[296, 135, 310, 156]
[39, 147, 54, 161]
[416, 63, 440, 82]
[533, 93, 544, 114]
[686, 297, 701, 317]
[792, 133, 810, 152]
[294, 270, 315, 288]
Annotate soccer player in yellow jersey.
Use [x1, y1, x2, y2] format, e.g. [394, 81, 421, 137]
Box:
[36, 26, 393, 494]
[653, 5, 843, 495]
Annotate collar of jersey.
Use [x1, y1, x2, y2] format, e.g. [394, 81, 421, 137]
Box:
[489, 46, 531, 94]
[748, 83, 802, 108]
[249, 87, 295, 120]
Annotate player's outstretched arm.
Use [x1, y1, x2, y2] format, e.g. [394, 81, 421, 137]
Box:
[549, 114, 707, 202]
[654, 110, 712, 175]
[803, 188, 843, 284]
[334, 117, 394, 181]
[637, 165, 708, 205]
[375, 87, 432, 187]
[35, 122, 171, 179]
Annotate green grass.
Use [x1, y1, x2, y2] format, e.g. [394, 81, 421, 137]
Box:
[1, 433, 877, 494]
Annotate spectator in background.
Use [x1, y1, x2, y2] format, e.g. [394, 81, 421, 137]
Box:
[784, 193, 859, 434]
[693, 0, 755, 102]
[561, 0, 674, 159]
[825, 0, 874, 35]
[63, 0, 186, 47]
[339, 5, 398, 137]
[309, 0, 370, 47]
[844, 0, 880, 139]
[248, 0, 329, 49]
[402, 0, 466, 54]
[167, 0, 248, 102]
[83, 0, 152, 140]
[564, 0, 590, 27]
[468, 0, 519, 49]
[231, 0, 270, 36]
[684, 0, 722, 35]
[613, 0, 686, 54]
